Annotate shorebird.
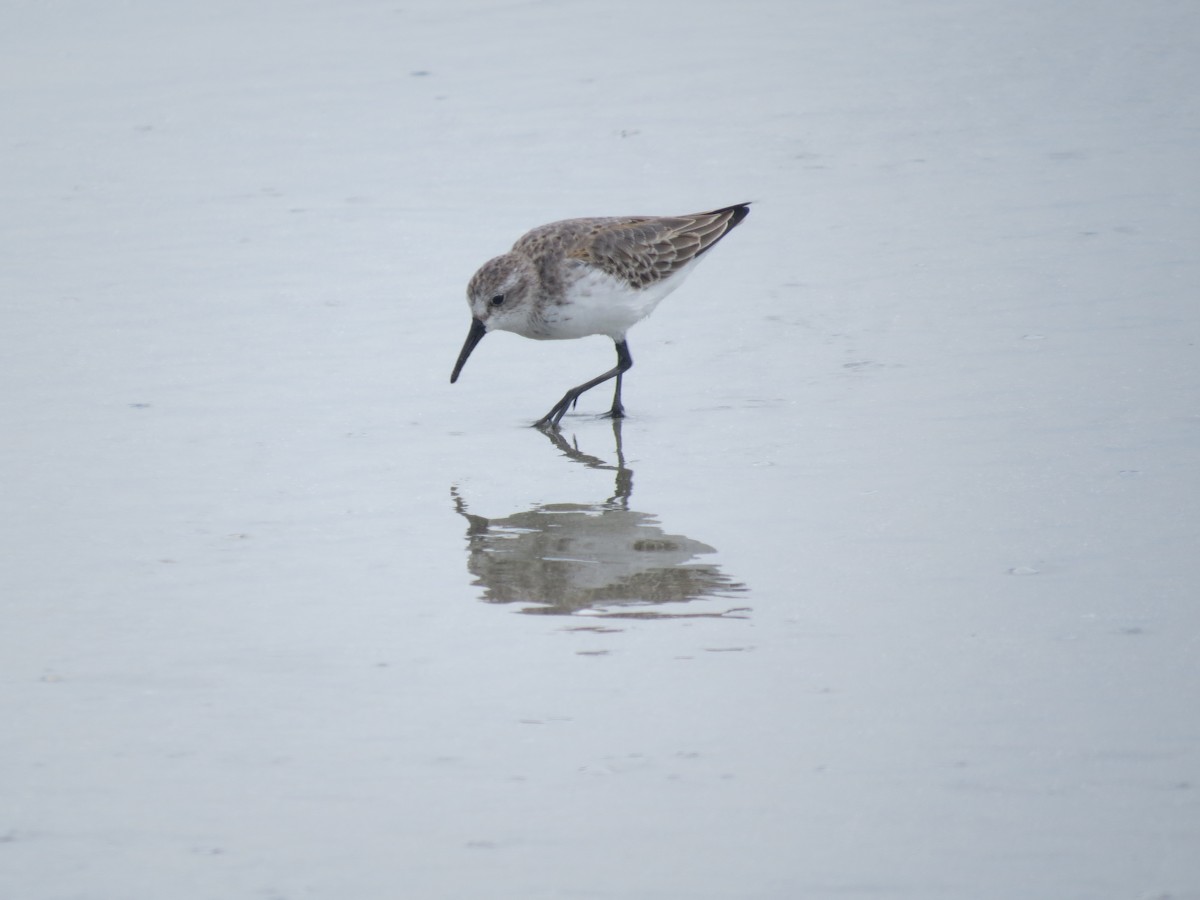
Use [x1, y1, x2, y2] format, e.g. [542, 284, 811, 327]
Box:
[450, 202, 749, 428]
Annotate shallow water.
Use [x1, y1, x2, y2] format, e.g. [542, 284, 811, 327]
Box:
[3, 1, 1199, 898]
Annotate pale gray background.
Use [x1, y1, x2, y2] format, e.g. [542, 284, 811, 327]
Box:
[3, 1, 1198, 897]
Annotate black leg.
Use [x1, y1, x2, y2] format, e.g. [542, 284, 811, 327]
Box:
[609, 370, 625, 419]
[536, 340, 633, 429]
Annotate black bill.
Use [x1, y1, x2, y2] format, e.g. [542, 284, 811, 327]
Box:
[450, 318, 487, 383]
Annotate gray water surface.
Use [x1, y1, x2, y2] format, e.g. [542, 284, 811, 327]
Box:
[3, 1, 1198, 898]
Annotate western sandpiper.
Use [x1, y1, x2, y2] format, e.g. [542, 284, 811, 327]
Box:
[450, 202, 750, 428]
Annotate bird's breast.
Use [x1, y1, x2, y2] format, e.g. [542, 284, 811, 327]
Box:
[536, 263, 695, 340]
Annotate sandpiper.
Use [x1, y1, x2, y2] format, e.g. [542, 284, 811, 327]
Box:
[450, 202, 750, 428]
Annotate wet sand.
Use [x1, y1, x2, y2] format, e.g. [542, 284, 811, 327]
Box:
[3, 1, 1198, 897]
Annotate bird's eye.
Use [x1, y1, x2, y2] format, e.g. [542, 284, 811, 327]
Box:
[490, 294, 505, 307]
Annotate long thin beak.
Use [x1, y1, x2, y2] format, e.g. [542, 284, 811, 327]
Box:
[450, 318, 487, 383]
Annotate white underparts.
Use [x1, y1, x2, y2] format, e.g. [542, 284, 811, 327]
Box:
[538, 260, 700, 340]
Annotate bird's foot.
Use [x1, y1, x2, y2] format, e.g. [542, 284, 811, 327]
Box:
[534, 397, 574, 430]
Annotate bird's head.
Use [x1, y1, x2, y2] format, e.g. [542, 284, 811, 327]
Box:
[451, 253, 538, 383]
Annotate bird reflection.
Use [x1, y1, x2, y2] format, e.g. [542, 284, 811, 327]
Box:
[451, 420, 748, 619]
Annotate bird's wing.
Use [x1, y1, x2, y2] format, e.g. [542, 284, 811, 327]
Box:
[569, 206, 746, 289]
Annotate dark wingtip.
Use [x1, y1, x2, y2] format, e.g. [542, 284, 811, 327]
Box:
[690, 202, 751, 259]
[716, 202, 752, 229]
